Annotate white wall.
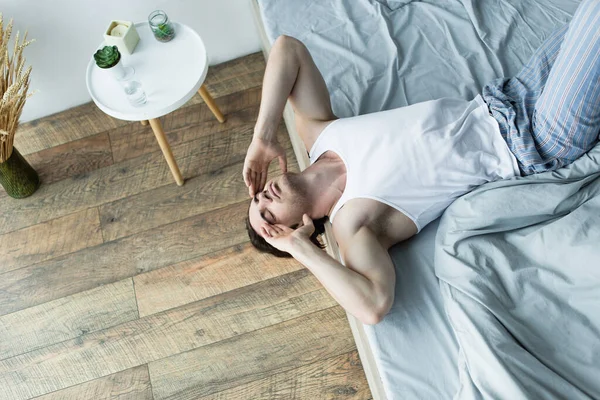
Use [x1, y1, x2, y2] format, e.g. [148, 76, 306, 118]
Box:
[2, 0, 263, 122]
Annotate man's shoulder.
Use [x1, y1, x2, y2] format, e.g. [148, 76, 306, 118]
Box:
[302, 118, 340, 153]
[331, 203, 370, 244]
[331, 198, 418, 250]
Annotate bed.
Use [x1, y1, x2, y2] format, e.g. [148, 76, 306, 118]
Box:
[250, 1, 600, 399]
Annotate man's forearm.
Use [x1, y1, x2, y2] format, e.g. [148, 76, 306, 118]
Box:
[291, 239, 380, 324]
[254, 36, 300, 141]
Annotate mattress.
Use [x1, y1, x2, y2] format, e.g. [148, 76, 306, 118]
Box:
[254, 0, 581, 398]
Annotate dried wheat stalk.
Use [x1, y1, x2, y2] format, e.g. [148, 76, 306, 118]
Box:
[0, 13, 34, 163]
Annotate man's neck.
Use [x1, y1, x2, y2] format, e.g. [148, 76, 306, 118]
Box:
[302, 155, 346, 219]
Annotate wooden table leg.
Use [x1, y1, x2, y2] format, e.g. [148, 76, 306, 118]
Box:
[141, 120, 149, 126]
[198, 84, 226, 123]
[149, 118, 184, 186]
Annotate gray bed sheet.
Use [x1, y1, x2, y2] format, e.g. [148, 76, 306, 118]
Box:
[255, 0, 580, 398]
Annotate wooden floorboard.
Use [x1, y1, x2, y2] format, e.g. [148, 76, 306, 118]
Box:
[197, 351, 371, 400]
[0, 52, 370, 399]
[0, 133, 114, 201]
[0, 271, 336, 399]
[32, 365, 153, 400]
[0, 207, 103, 274]
[14, 102, 128, 156]
[181, 52, 265, 109]
[24, 132, 114, 186]
[0, 201, 250, 316]
[134, 243, 304, 317]
[147, 307, 355, 400]
[0, 120, 255, 236]
[0, 279, 137, 361]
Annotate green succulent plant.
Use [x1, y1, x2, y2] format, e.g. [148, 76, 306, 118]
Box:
[94, 45, 121, 69]
[156, 23, 172, 36]
[153, 23, 174, 41]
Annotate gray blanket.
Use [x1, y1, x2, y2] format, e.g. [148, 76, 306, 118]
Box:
[435, 143, 600, 399]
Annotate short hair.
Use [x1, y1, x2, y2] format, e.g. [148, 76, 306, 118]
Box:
[245, 202, 328, 258]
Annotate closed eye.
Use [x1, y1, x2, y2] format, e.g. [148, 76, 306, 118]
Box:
[254, 195, 276, 224]
[266, 210, 276, 224]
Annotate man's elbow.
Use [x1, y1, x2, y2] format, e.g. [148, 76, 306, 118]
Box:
[360, 297, 393, 326]
[274, 34, 305, 52]
[360, 313, 384, 326]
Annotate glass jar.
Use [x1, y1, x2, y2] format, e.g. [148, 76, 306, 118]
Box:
[116, 66, 147, 107]
[148, 10, 175, 42]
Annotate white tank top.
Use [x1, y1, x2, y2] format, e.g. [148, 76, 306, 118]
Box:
[308, 94, 520, 233]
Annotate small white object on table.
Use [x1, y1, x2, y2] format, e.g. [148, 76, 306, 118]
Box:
[110, 24, 128, 37]
[86, 21, 226, 186]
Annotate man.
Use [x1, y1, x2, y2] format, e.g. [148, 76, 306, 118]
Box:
[243, 0, 600, 325]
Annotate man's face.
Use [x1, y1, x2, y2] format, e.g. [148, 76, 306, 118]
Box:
[248, 172, 310, 237]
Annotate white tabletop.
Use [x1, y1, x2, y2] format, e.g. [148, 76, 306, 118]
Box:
[86, 22, 208, 121]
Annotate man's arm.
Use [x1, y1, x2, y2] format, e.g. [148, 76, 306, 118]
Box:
[255, 34, 336, 147]
[244, 35, 337, 196]
[290, 226, 395, 325]
[261, 215, 394, 325]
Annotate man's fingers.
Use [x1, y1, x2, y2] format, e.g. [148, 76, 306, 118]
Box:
[248, 171, 253, 197]
[302, 214, 313, 225]
[278, 154, 287, 173]
[249, 170, 257, 197]
[257, 172, 264, 194]
[253, 170, 260, 195]
[268, 227, 279, 237]
[243, 165, 251, 188]
[254, 172, 260, 193]
[260, 172, 268, 194]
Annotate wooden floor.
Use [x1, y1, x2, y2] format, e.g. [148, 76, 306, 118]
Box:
[0, 53, 372, 400]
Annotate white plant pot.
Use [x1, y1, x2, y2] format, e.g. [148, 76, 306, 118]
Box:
[108, 59, 126, 80]
[95, 57, 129, 84]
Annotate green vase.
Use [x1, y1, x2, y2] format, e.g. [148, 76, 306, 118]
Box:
[0, 147, 40, 199]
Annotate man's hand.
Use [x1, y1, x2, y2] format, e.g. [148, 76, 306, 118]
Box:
[261, 214, 315, 255]
[243, 137, 287, 197]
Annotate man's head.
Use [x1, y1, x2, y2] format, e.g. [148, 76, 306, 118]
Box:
[246, 172, 327, 257]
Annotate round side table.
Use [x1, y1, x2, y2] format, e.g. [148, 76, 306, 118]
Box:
[86, 21, 226, 186]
